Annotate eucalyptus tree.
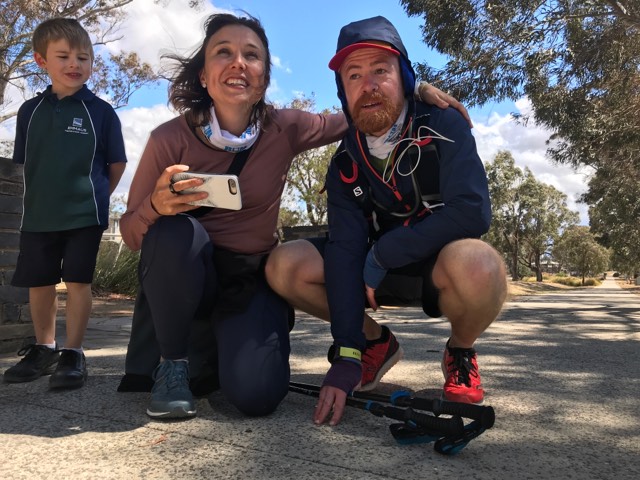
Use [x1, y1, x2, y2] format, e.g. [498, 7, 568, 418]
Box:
[0, 0, 206, 124]
[554, 225, 610, 284]
[400, 0, 639, 271]
[485, 150, 578, 280]
[280, 95, 339, 227]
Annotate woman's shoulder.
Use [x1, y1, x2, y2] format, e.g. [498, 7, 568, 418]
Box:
[151, 114, 186, 133]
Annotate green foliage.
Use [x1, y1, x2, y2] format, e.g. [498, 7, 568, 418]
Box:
[484, 150, 578, 281]
[0, 1, 209, 124]
[548, 275, 599, 287]
[400, 0, 640, 274]
[93, 240, 139, 296]
[521, 273, 600, 286]
[553, 225, 610, 285]
[278, 94, 340, 227]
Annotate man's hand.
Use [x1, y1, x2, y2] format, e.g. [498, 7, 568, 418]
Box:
[314, 359, 361, 426]
[363, 248, 387, 310]
[314, 385, 348, 426]
[365, 285, 378, 311]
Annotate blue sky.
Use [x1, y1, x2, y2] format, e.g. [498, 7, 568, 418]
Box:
[0, 0, 589, 223]
[129, 0, 515, 121]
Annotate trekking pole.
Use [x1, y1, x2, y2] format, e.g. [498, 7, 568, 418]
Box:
[289, 381, 494, 428]
[357, 389, 493, 429]
[289, 382, 464, 439]
[289, 381, 494, 455]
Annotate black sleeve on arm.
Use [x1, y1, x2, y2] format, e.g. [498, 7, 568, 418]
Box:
[324, 164, 369, 352]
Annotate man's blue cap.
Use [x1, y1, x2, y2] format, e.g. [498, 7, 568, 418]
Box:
[329, 15, 416, 115]
[329, 16, 410, 71]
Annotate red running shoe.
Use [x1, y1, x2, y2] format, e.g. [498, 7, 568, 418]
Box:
[441, 339, 484, 404]
[359, 326, 403, 392]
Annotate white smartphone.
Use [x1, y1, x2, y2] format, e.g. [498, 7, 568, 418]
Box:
[171, 172, 242, 210]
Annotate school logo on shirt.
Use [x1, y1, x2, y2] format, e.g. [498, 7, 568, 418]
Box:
[66, 117, 88, 135]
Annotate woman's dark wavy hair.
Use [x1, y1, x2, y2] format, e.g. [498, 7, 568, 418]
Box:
[164, 13, 272, 128]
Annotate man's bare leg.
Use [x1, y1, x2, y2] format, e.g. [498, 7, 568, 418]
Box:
[265, 240, 382, 340]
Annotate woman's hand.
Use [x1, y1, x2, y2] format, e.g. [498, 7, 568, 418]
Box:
[417, 82, 473, 128]
[150, 164, 209, 216]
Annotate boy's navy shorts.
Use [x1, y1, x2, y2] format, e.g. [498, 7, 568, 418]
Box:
[306, 236, 442, 318]
[11, 225, 104, 287]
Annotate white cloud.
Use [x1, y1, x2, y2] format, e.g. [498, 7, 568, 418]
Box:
[472, 99, 591, 225]
[272, 55, 292, 74]
[101, 0, 226, 68]
[115, 104, 176, 194]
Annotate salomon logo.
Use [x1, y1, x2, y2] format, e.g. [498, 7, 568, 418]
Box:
[353, 186, 363, 197]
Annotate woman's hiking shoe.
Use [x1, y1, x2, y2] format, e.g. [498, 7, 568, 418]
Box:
[3, 344, 60, 383]
[118, 366, 219, 396]
[441, 339, 484, 404]
[49, 350, 88, 389]
[359, 326, 403, 392]
[147, 360, 196, 419]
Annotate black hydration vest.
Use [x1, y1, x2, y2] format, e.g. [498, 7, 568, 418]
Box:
[332, 118, 443, 236]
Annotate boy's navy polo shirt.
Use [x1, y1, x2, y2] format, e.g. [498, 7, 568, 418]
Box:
[12, 85, 127, 232]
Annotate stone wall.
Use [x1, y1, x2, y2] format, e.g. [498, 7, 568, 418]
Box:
[0, 156, 31, 353]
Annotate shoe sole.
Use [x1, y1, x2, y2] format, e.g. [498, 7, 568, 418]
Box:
[441, 356, 484, 404]
[146, 407, 197, 419]
[441, 391, 485, 405]
[358, 346, 404, 392]
[3, 364, 58, 383]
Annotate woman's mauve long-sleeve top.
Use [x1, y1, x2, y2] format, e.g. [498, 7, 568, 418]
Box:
[121, 109, 346, 254]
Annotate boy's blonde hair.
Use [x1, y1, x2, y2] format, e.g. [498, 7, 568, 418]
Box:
[32, 18, 94, 60]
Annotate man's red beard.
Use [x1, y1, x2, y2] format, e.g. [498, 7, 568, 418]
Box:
[351, 91, 404, 135]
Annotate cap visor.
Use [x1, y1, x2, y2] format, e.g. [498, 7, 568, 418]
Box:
[329, 42, 400, 71]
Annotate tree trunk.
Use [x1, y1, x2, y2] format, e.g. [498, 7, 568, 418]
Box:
[511, 240, 520, 281]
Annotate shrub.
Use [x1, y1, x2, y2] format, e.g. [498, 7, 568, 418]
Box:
[549, 275, 600, 287]
[93, 240, 139, 296]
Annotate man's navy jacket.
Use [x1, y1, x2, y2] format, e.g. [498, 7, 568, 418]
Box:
[324, 100, 491, 352]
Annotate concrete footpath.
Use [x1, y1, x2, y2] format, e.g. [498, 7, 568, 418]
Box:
[1, 276, 639, 479]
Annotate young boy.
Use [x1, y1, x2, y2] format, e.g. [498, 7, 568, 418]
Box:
[3, 18, 127, 389]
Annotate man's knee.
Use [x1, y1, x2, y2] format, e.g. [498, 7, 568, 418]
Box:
[265, 240, 321, 291]
[433, 240, 507, 313]
[437, 239, 505, 285]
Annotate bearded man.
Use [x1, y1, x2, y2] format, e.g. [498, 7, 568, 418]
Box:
[266, 16, 507, 425]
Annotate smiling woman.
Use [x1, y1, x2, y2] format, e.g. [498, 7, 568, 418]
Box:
[118, 12, 347, 421]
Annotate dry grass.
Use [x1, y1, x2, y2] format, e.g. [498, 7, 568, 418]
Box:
[55, 278, 639, 319]
[615, 278, 640, 296]
[506, 279, 572, 301]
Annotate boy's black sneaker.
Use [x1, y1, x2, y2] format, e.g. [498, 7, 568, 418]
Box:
[3, 344, 60, 383]
[49, 350, 88, 389]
